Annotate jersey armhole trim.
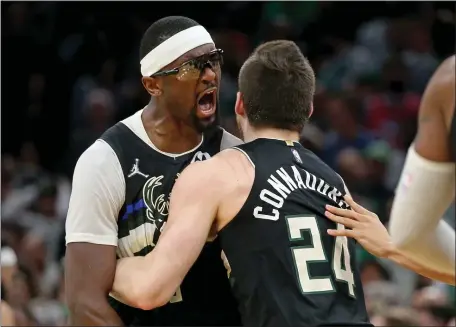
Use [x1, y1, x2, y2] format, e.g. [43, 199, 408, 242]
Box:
[232, 147, 255, 168]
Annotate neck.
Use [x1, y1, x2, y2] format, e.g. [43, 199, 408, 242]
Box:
[243, 126, 300, 143]
[142, 100, 202, 154]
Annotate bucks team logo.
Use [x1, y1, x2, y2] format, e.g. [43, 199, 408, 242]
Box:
[142, 175, 170, 233]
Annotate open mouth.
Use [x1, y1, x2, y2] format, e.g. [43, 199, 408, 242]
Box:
[196, 87, 217, 118]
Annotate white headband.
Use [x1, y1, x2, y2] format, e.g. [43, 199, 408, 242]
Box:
[140, 25, 214, 77]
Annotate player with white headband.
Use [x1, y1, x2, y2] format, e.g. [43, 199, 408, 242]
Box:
[65, 16, 242, 326]
[323, 56, 455, 285]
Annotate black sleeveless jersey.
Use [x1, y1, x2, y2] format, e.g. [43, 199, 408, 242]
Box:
[219, 139, 371, 327]
[100, 123, 241, 326]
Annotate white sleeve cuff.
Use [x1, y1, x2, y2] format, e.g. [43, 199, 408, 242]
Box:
[66, 233, 118, 246]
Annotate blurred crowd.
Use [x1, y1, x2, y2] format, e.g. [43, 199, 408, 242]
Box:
[1, 2, 455, 326]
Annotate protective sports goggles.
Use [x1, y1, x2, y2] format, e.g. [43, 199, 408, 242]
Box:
[151, 49, 224, 81]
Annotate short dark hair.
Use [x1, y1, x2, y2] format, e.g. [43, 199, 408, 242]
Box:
[139, 16, 200, 61]
[238, 40, 315, 132]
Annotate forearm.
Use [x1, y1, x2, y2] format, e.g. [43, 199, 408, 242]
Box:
[392, 220, 455, 277]
[112, 256, 151, 308]
[387, 244, 455, 285]
[389, 146, 455, 275]
[112, 256, 174, 310]
[68, 297, 123, 326]
[112, 215, 212, 310]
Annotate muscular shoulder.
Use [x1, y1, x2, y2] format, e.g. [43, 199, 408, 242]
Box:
[415, 55, 455, 162]
[179, 149, 251, 197]
[214, 149, 255, 201]
[179, 154, 232, 192]
[436, 55, 455, 86]
[175, 149, 254, 228]
[217, 147, 253, 171]
[437, 56, 455, 123]
[421, 55, 455, 120]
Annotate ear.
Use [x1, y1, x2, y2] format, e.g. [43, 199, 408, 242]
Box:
[142, 76, 162, 97]
[308, 102, 314, 119]
[234, 92, 245, 117]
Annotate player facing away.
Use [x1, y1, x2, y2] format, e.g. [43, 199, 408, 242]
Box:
[324, 56, 456, 285]
[110, 40, 372, 327]
[64, 16, 242, 326]
[388, 55, 455, 274]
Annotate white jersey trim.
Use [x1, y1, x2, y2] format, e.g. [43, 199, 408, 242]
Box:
[121, 109, 204, 158]
[232, 147, 255, 168]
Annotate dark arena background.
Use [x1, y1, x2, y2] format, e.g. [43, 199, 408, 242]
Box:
[1, 2, 455, 326]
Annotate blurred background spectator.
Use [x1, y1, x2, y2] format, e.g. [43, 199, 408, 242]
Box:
[1, 2, 455, 326]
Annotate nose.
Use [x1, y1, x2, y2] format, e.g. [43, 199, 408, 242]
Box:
[200, 63, 216, 84]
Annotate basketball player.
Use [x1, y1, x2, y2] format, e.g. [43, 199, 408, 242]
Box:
[110, 40, 372, 327]
[323, 56, 455, 285]
[64, 16, 242, 326]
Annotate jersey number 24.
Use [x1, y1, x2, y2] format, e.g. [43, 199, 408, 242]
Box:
[286, 215, 355, 297]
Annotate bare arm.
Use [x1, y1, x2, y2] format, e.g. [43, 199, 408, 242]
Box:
[414, 55, 455, 162]
[389, 56, 455, 274]
[66, 244, 123, 325]
[1, 301, 16, 326]
[65, 141, 124, 325]
[112, 159, 222, 310]
[386, 248, 455, 285]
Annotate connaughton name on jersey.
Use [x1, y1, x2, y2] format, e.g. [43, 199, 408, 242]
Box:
[254, 165, 349, 221]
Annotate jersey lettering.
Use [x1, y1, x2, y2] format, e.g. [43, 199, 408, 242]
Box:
[253, 189, 283, 221]
[253, 165, 349, 220]
[253, 206, 279, 221]
[260, 189, 284, 208]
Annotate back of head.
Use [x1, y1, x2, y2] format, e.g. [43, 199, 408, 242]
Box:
[139, 16, 200, 62]
[238, 40, 315, 132]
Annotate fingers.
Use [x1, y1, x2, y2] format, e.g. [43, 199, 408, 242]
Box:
[325, 205, 361, 221]
[344, 196, 371, 215]
[327, 229, 356, 238]
[344, 196, 382, 222]
[324, 210, 359, 229]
